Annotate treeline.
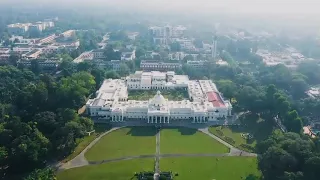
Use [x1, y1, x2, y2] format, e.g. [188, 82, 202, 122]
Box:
[257, 131, 320, 180]
[0, 64, 120, 179]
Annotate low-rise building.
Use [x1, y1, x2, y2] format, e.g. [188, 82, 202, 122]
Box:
[140, 60, 182, 71]
[18, 58, 60, 70]
[126, 71, 189, 90]
[187, 60, 206, 68]
[92, 49, 105, 59]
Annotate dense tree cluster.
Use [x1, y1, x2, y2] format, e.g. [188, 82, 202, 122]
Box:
[0, 66, 97, 179]
[257, 132, 320, 180]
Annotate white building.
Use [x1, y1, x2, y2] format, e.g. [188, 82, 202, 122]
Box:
[140, 60, 182, 71]
[126, 71, 189, 90]
[86, 72, 232, 124]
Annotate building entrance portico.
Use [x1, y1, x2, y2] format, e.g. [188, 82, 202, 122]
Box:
[148, 116, 170, 124]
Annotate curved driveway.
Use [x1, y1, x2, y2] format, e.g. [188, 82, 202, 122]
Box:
[57, 126, 257, 171]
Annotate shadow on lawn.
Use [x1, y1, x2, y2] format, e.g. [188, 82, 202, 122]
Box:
[161, 127, 197, 135]
[126, 127, 157, 136]
[229, 113, 274, 144]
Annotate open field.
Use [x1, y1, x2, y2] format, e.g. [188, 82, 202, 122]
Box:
[160, 128, 229, 154]
[160, 157, 261, 180]
[61, 123, 112, 163]
[209, 113, 279, 152]
[128, 90, 189, 101]
[85, 127, 156, 161]
[57, 158, 154, 180]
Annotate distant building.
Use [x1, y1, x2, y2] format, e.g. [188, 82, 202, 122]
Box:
[216, 60, 229, 66]
[121, 50, 136, 61]
[7, 23, 31, 35]
[39, 34, 57, 44]
[61, 30, 75, 38]
[92, 49, 105, 59]
[187, 60, 206, 69]
[140, 60, 182, 71]
[168, 52, 185, 61]
[18, 58, 60, 70]
[149, 25, 186, 45]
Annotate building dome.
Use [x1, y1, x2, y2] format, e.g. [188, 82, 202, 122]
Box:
[151, 91, 166, 107]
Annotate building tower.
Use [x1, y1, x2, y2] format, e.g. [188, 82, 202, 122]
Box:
[212, 35, 218, 60]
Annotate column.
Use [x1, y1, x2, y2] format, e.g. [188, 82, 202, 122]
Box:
[159, 117, 162, 124]
[148, 116, 150, 123]
[111, 116, 114, 122]
[168, 116, 170, 124]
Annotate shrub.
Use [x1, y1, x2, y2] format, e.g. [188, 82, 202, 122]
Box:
[240, 144, 255, 152]
[224, 136, 235, 144]
[216, 129, 224, 136]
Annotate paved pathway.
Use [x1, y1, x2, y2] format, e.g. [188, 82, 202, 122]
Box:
[198, 127, 257, 157]
[58, 126, 257, 171]
[57, 127, 122, 171]
[155, 128, 160, 173]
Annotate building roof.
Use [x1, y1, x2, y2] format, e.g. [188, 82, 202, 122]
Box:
[207, 92, 225, 108]
[150, 91, 166, 107]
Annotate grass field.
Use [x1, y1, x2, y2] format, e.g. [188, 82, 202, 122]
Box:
[160, 157, 261, 180]
[85, 127, 156, 161]
[209, 113, 278, 152]
[61, 123, 112, 163]
[160, 128, 229, 154]
[128, 90, 188, 101]
[57, 158, 154, 180]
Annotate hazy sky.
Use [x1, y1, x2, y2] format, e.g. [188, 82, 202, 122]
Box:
[4, 0, 320, 14]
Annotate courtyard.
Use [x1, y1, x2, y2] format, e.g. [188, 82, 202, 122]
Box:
[160, 128, 229, 154]
[85, 127, 156, 161]
[128, 89, 189, 101]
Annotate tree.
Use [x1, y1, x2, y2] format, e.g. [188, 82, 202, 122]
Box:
[33, 112, 57, 137]
[77, 61, 92, 72]
[183, 55, 194, 62]
[135, 48, 145, 58]
[31, 59, 41, 75]
[220, 51, 235, 65]
[24, 168, 56, 180]
[8, 54, 19, 66]
[118, 64, 130, 77]
[259, 146, 298, 180]
[216, 79, 237, 100]
[297, 61, 320, 85]
[304, 156, 320, 180]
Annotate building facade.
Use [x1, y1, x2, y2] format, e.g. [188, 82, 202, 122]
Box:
[86, 72, 232, 124]
[140, 60, 182, 71]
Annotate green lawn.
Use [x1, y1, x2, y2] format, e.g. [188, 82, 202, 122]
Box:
[128, 90, 188, 101]
[57, 158, 154, 180]
[61, 123, 112, 163]
[160, 157, 261, 180]
[160, 128, 229, 154]
[209, 113, 278, 152]
[85, 127, 156, 161]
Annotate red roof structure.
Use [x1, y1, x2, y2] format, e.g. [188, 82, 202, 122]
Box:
[207, 92, 225, 107]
